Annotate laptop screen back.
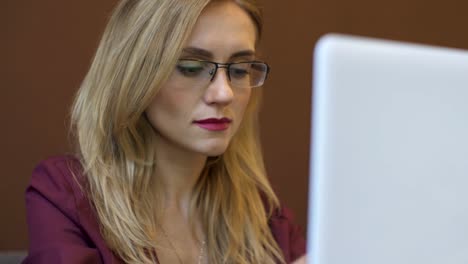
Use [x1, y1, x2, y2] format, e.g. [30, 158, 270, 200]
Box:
[307, 34, 468, 264]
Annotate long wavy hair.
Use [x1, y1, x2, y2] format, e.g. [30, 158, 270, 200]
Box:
[71, 0, 283, 263]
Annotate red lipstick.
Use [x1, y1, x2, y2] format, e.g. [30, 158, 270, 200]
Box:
[194, 118, 232, 131]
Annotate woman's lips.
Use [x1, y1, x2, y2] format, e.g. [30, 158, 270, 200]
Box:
[193, 118, 232, 131]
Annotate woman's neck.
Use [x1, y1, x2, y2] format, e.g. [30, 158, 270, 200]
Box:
[153, 141, 207, 214]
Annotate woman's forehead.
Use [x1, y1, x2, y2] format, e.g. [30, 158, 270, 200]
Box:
[183, 1, 257, 60]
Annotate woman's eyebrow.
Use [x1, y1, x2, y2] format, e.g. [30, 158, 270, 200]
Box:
[229, 50, 256, 60]
[181, 47, 213, 59]
[181, 47, 256, 60]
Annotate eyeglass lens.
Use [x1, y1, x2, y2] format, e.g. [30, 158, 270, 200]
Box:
[174, 60, 268, 89]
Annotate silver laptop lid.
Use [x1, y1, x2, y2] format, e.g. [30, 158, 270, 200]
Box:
[308, 34, 468, 264]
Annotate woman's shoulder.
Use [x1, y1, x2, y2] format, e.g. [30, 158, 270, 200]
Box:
[25, 155, 119, 263]
[34, 154, 83, 173]
[27, 154, 88, 214]
[30, 154, 85, 191]
[268, 203, 303, 235]
[270, 204, 298, 221]
[269, 204, 306, 263]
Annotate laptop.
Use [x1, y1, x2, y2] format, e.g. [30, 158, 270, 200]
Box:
[307, 34, 468, 264]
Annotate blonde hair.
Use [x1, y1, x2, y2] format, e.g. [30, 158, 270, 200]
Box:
[71, 0, 283, 263]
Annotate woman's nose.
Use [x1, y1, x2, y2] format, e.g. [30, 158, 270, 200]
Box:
[203, 68, 234, 105]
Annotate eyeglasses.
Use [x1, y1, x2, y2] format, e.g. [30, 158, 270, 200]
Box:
[172, 59, 270, 89]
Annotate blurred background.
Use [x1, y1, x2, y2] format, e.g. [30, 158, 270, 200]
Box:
[2, 0, 468, 252]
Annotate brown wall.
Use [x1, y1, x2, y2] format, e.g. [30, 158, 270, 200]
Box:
[2, 0, 468, 250]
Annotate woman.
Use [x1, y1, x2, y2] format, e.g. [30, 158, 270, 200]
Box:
[25, 0, 306, 263]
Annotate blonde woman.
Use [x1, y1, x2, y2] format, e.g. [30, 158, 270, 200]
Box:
[24, 0, 306, 263]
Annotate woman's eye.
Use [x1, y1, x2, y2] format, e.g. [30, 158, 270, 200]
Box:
[176, 63, 205, 77]
[230, 66, 250, 79]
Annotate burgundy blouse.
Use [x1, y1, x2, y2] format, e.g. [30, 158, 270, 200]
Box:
[24, 156, 305, 263]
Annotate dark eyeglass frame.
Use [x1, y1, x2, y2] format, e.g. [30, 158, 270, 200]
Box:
[177, 59, 271, 87]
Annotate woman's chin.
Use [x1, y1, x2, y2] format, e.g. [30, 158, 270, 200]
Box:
[205, 147, 228, 157]
[198, 142, 230, 157]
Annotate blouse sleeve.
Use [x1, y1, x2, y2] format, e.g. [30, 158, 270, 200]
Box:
[23, 158, 102, 264]
[269, 205, 307, 263]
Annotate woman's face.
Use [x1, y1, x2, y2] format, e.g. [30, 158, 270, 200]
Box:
[146, 1, 257, 157]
